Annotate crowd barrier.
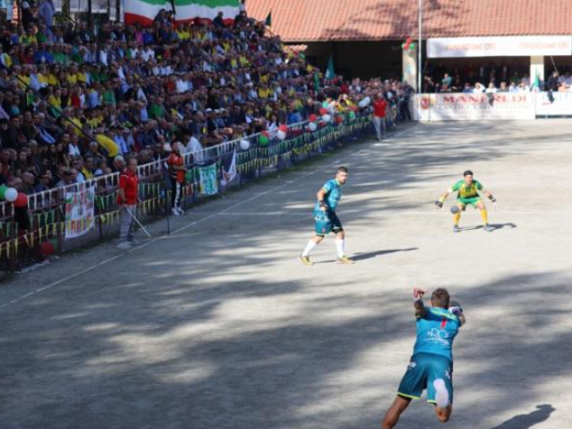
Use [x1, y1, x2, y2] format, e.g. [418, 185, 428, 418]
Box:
[0, 114, 373, 275]
[412, 92, 572, 121]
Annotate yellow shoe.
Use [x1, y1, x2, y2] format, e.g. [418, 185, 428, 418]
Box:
[299, 255, 313, 266]
[337, 256, 355, 265]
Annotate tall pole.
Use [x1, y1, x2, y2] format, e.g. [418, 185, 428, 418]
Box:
[418, 0, 422, 93]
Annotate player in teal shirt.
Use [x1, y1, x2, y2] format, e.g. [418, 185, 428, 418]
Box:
[299, 166, 354, 266]
[382, 288, 466, 429]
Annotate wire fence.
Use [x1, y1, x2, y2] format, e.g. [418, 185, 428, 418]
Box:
[0, 113, 373, 278]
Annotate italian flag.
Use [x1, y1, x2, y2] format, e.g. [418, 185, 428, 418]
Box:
[125, 0, 240, 26]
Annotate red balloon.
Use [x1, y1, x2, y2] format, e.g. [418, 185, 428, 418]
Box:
[309, 114, 317, 122]
[40, 241, 56, 258]
[279, 124, 288, 133]
[261, 131, 270, 138]
[14, 192, 28, 208]
[336, 116, 344, 124]
[319, 108, 327, 116]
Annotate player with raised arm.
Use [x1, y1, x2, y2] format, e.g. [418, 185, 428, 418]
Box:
[381, 288, 465, 429]
[298, 166, 354, 266]
[435, 170, 498, 232]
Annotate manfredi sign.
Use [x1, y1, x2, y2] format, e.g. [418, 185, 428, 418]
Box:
[427, 36, 572, 58]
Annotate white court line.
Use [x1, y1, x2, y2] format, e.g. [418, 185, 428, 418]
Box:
[0, 126, 415, 310]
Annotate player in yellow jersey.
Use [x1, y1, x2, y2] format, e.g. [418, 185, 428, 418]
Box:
[435, 170, 498, 232]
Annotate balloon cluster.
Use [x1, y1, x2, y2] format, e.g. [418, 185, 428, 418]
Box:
[277, 124, 288, 141]
[402, 37, 417, 51]
[0, 185, 28, 208]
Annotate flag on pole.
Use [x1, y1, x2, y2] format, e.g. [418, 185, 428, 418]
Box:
[220, 150, 237, 187]
[531, 72, 540, 91]
[265, 11, 272, 26]
[325, 55, 335, 80]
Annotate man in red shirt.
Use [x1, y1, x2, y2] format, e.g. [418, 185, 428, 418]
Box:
[117, 157, 139, 249]
[167, 142, 187, 216]
[373, 92, 387, 141]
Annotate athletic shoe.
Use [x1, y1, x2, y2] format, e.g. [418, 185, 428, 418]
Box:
[177, 207, 185, 215]
[453, 225, 460, 233]
[129, 238, 141, 246]
[433, 379, 450, 409]
[298, 255, 313, 266]
[171, 208, 181, 216]
[337, 256, 355, 265]
[117, 242, 132, 250]
[483, 224, 494, 232]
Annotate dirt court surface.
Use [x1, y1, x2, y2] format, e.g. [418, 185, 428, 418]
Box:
[1, 120, 571, 429]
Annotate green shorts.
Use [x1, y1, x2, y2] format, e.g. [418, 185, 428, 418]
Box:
[397, 353, 454, 404]
[457, 197, 481, 208]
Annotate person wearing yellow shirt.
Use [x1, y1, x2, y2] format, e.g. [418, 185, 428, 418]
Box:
[95, 132, 120, 158]
[258, 85, 271, 99]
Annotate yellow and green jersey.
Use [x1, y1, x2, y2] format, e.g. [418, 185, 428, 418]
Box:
[451, 180, 483, 200]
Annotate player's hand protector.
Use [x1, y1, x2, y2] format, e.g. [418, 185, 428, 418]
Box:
[434, 200, 443, 209]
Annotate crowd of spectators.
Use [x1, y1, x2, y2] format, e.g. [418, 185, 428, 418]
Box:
[0, 2, 413, 196]
[421, 61, 572, 93]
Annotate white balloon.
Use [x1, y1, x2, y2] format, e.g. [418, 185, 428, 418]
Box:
[322, 114, 332, 123]
[308, 122, 318, 131]
[4, 188, 17, 202]
[239, 139, 250, 151]
[364, 96, 371, 106]
[277, 130, 287, 140]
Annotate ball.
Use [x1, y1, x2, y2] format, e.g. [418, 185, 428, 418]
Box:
[450, 205, 460, 214]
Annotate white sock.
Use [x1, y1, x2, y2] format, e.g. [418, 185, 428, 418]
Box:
[335, 239, 345, 258]
[302, 240, 317, 257]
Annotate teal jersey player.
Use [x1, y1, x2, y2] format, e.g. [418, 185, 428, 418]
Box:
[381, 288, 466, 429]
[314, 179, 342, 211]
[413, 306, 460, 361]
[299, 167, 354, 266]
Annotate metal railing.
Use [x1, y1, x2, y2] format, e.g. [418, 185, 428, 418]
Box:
[0, 113, 373, 277]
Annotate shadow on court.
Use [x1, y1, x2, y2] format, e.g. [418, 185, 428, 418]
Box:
[351, 248, 419, 261]
[490, 404, 555, 429]
[458, 223, 517, 232]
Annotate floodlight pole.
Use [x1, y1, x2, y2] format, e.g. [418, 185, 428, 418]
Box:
[418, 0, 423, 93]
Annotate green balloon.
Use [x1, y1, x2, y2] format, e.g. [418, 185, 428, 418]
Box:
[349, 111, 356, 120]
[185, 170, 194, 183]
[0, 185, 7, 200]
[259, 134, 270, 146]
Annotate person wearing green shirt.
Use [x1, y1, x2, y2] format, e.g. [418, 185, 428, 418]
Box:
[435, 170, 498, 233]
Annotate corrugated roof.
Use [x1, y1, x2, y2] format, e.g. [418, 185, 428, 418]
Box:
[248, 0, 572, 42]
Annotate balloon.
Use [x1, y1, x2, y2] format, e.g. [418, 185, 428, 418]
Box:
[40, 241, 56, 258]
[358, 97, 371, 108]
[185, 170, 194, 183]
[349, 111, 356, 120]
[259, 134, 270, 146]
[322, 114, 331, 123]
[0, 185, 7, 200]
[4, 187, 18, 202]
[239, 139, 250, 151]
[278, 124, 288, 133]
[336, 115, 344, 124]
[309, 114, 317, 122]
[319, 108, 327, 116]
[14, 192, 28, 208]
[308, 122, 318, 131]
[277, 130, 287, 140]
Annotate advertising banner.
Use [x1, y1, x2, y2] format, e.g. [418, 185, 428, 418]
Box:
[413, 93, 535, 121]
[65, 186, 95, 239]
[428, 36, 572, 58]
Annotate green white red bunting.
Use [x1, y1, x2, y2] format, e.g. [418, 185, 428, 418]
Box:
[125, 0, 240, 25]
